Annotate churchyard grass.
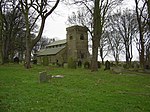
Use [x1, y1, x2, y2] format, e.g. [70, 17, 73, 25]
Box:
[0, 64, 150, 112]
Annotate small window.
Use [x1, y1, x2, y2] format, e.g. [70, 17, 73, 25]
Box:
[80, 34, 84, 40]
[69, 36, 73, 40]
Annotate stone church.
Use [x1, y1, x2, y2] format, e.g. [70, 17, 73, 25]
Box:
[37, 25, 90, 65]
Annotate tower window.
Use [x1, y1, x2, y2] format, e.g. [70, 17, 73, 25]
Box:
[69, 36, 73, 40]
[80, 34, 84, 40]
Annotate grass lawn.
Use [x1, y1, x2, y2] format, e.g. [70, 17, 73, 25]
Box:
[0, 64, 150, 112]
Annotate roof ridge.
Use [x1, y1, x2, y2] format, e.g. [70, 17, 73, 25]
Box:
[47, 39, 67, 47]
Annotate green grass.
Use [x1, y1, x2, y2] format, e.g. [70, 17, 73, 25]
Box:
[0, 64, 150, 112]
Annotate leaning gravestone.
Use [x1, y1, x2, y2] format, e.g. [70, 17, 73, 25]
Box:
[104, 60, 110, 70]
[132, 61, 140, 71]
[110, 67, 122, 74]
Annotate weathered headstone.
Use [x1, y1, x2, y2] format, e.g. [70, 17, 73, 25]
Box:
[145, 61, 150, 69]
[78, 60, 82, 67]
[32, 59, 37, 64]
[97, 61, 101, 68]
[110, 67, 122, 74]
[84, 61, 90, 69]
[39, 71, 48, 83]
[133, 61, 140, 70]
[110, 62, 114, 67]
[104, 60, 110, 70]
[14, 57, 19, 64]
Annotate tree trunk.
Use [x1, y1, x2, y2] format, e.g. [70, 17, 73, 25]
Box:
[100, 47, 104, 65]
[24, 48, 31, 69]
[91, 38, 99, 71]
[91, 0, 101, 72]
[0, 20, 2, 64]
[125, 46, 130, 67]
[135, 0, 145, 69]
[138, 23, 145, 69]
[24, 17, 31, 68]
[147, 0, 150, 31]
[101, 57, 104, 65]
[0, 4, 3, 64]
[115, 55, 119, 65]
[3, 38, 10, 63]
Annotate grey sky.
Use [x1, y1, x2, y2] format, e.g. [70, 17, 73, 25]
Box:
[43, 0, 136, 39]
[42, 0, 139, 61]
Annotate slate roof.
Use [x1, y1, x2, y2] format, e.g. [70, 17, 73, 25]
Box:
[37, 46, 66, 56]
[46, 39, 67, 47]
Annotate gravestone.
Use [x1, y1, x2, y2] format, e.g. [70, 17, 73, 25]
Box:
[145, 62, 150, 69]
[84, 61, 90, 69]
[133, 61, 140, 70]
[111, 67, 122, 74]
[14, 57, 19, 64]
[32, 59, 37, 64]
[145, 65, 149, 69]
[39, 71, 51, 83]
[97, 61, 101, 68]
[104, 60, 110, 70]
[39, 71, 47, 82]
[78, 60, 82, 67]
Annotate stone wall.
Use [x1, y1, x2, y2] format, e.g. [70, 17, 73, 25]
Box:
[37, 47, 67, 65]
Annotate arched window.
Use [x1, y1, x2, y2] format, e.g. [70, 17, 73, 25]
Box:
[80, 34, 84, 40]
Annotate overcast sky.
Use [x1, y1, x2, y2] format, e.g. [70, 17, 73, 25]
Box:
[43, 0, 136, 39]
[42, 0, 139, 61]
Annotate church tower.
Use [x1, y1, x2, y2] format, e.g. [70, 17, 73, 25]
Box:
[66, 25, 88, 62]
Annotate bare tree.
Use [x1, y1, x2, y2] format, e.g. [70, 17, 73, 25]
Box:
[145, 0, 150, 30]
[0, 0, 26, 63]
[67, 0, 123, 71]
[19, 0, 60, 68]
[109, 9, 137, 67]
[134, 0, 148, 68]
[107, 30, 124, 65]
[99, 30, 110, 65]
[145, 0, 150, 68]
[33, 36, 51, 54]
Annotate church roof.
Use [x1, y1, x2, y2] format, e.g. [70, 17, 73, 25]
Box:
[37, 46, 66, 56]
[46, 39, 67, 47]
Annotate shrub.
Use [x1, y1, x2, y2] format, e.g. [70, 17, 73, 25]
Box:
[68, 57, 76, 69]
[84, 61, 90, 69]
